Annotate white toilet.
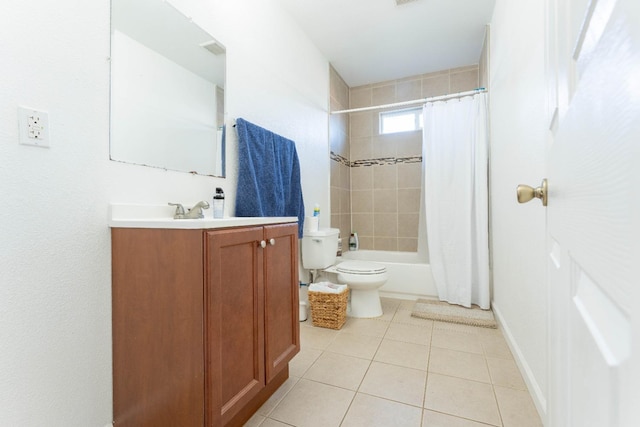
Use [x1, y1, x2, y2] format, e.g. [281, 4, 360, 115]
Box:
[301, 228, 389, 318]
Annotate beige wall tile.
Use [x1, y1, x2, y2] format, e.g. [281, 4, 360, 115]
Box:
[374, 189, 398, 213]
[351, 166, 373, 190]
[374, 237, 398, 251]
[330, 185, 340, 213]
[340, 214, 351, 241]
[451, 64, 479, 73]
[350, 136, 372, 161]
[330, 63, 479, 252]
[329, 66, 350, 243]
[330, 134, 348, 160]
[350, 85, 372, 109]
[330, 96, 342, 113]
[330, 160, 340, 187]
[374, 213, 398, 237]
[422, 74, 450, 98]
[420, 69, 450, 79]
[398, 188, 421, 213]
[340, 163, 350, 190]
[396, 79, 422, 102]
[352, 213, 374, 236]
[450, 69, 479, 93]
[396, 132, 422, 157]
[340, 188, 351, 214]
[330, 111, 349, 156]
[358, 236, 374, 250]
[398, 213, 419, 237]
[372, 84, 395, 105]
[373, 165, 397, 190]
[398, 238, 418, 252]
[371, 110, 382, 136]
[372, 135, 398, 158]
[479, 30, 490, 90]
[330, 65, 349, 108]
[350, 112, 373, 138]
[352, 190, 374, 213]
[331, 213, 340, 229]
[398, 163, 422, 188]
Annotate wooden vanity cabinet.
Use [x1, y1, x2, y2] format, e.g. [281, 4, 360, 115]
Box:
[112, 222, 300, 427]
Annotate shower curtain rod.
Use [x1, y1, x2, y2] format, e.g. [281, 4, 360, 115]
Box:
[330, 88, 487, 114]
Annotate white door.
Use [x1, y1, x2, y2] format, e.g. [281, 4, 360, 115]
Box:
[544, 0, 640, 425]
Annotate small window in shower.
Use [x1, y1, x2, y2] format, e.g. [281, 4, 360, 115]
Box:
[379, 107, 423, 134]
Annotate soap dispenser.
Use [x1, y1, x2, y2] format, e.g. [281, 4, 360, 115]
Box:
[213, 187, 225, 218]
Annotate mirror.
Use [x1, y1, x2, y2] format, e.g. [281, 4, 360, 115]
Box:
[110, 0, 226, 177]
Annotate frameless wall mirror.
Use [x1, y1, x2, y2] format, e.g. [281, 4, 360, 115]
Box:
[110, 0, 226, 177]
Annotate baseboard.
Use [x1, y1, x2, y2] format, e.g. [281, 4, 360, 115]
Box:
[492, 302, 547, 424]
[379, 290, 435, 301]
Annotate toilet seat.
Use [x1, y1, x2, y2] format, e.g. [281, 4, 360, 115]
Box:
[336, 260, 386, 275]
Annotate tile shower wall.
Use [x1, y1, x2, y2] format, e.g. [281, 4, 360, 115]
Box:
[332, 65, 479, 251]
[329, 65, 351, 241]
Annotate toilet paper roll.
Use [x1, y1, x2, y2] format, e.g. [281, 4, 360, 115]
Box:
[304, 216, 319, 233]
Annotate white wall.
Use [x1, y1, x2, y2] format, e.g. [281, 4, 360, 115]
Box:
[0, 0, 329, 425]
[489, 0, 548, 420]
[110, 30, 220, 175]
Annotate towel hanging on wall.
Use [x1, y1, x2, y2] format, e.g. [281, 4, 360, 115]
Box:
[235, 118, 305, 237]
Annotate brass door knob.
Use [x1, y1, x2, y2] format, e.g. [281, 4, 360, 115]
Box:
[517, 179, 548, 206]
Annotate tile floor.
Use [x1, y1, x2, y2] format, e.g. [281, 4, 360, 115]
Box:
[245, 298, 543, 427]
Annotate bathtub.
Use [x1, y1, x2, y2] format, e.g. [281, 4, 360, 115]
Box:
[339, 250, 437, 300]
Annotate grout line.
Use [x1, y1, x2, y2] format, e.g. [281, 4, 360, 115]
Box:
[297, 298, 543, 426]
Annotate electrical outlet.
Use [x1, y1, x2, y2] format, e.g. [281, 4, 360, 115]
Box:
[18, 106, 50, 148]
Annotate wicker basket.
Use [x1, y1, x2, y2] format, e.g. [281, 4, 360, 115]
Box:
[308, 287, 349, 330]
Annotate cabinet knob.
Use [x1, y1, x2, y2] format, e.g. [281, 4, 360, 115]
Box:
[269, 238, 276, 246]
[259, 240, 267, 248]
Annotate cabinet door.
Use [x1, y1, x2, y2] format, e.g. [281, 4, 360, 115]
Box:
[112, 229, 205, 427]
[205, 227, 265, 426]
[263, 223, 300, 383]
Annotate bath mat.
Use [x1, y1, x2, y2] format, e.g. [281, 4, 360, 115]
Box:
[411, 299, 497, 328]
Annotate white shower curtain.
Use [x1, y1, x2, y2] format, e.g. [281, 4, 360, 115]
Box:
[423, 93, 490, 309]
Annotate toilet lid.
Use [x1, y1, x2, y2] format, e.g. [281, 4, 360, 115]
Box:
[336, 260, 387, 275]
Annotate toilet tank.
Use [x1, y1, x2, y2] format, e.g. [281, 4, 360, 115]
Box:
[301, 228, 339, 269]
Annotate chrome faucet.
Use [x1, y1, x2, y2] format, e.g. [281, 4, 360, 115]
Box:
[169, 201, 210, 219]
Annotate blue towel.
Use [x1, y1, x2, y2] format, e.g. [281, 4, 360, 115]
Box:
[235, 118, 305, 237]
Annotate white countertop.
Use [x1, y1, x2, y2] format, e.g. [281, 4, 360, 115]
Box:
[109, 204, 297, 229]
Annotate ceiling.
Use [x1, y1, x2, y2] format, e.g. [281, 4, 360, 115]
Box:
[277, 0, 496, 88]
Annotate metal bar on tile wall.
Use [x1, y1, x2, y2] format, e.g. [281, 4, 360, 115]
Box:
[330, 88, 487, 114]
